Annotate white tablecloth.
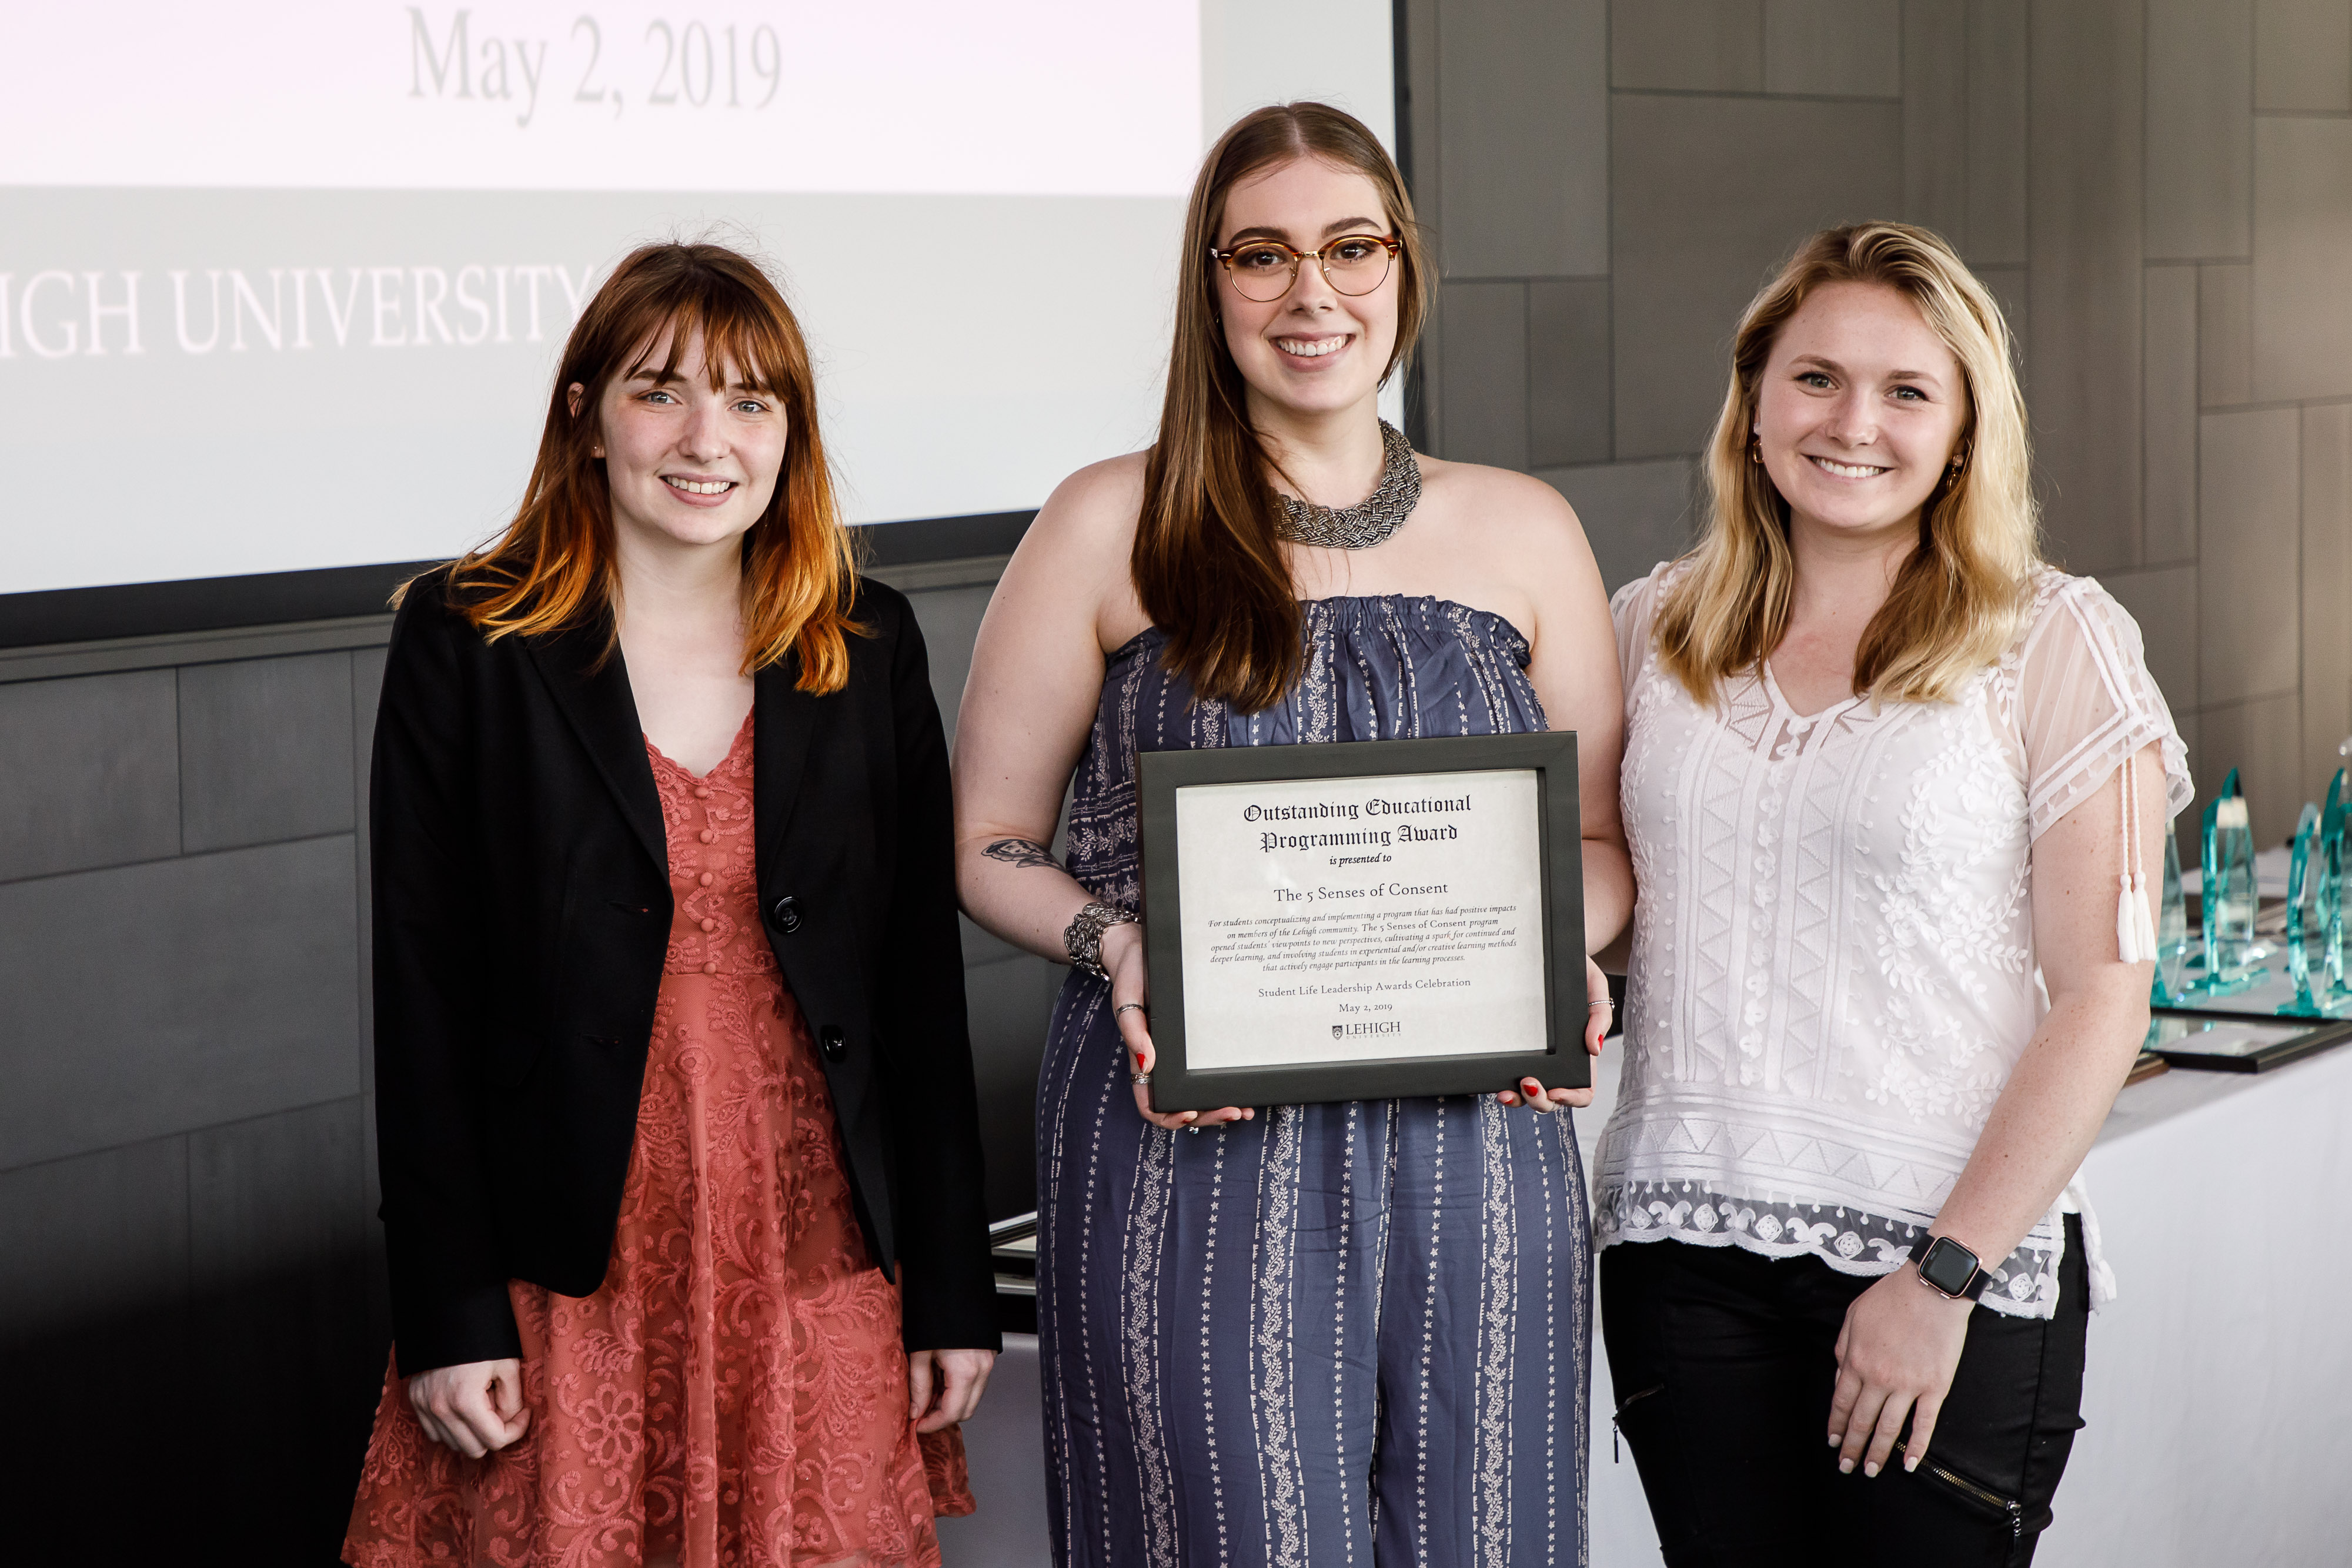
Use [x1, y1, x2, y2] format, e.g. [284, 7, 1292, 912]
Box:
[947, 1043, 2352, 1567]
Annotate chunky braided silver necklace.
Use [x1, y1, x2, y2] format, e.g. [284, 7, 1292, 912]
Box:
[1274, 419, 1422, 550]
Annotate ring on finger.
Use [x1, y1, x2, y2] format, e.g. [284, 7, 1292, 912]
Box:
[1131, 1069, 1151, 1084]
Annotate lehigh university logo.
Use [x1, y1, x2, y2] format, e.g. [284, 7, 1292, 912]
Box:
[1331, 1024, 1344, 1039]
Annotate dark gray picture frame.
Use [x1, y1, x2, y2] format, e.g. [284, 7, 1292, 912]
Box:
[2147, 1009, 2352, 1073]
[1137, 731, 1586, 1111]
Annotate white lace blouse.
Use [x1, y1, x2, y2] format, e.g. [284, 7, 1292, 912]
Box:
[1593, 567, 2191, 1317]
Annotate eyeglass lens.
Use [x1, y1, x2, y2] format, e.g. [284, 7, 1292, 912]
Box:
[1224, 237, 1393, 302]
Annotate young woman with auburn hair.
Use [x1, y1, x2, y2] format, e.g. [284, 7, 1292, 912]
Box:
[954, 104, 1633, 1565]
[343, 241, 998, 1568]
[1596, 223, 2188, 1565]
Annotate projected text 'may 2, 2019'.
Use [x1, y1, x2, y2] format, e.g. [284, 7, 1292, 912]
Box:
[406, 11, 786, 127]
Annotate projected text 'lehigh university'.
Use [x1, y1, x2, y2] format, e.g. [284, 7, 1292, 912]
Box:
[0, 268, 594, 359]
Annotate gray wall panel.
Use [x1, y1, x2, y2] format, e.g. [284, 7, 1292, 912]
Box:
[1902, 0, 1970, 245]
[1965, 0, 2031, 268]
[2255, 0, 2352, 112]
[1611, 0, 1764, 92]
[902, 583, 995, 747]
[2252, 117, 2352, 404]
[963, 953, 1064, 1221]
[1436, 0, 1608, 278]
[2199, 408, 2303, 709]
[1611, 92, 1903, 460]
[2027, 0, 2144, 573]
[2200, 262, 2255, 408]
[2101, 565, 2199, 719]
[2304, 403, 2352, 793]
[1538, 457, 1701, 594]
[1433, 281, 1531, 470]
[0, 835, 362, 1170]
[1528, 278, 1613, 469]
[2194, 691, 2304, 844]
[0, 1135, 189, 1340]
[0, 668, 179, 882]
[2144, 266, 2201, 566]
[1764, 0, 1902, 99]
[179, 650, 356, 853]
[2144, 0, 2254, 262]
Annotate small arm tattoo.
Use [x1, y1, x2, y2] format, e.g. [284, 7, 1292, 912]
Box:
[983, 838, 1061, 871]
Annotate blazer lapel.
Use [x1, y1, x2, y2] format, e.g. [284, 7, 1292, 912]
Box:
[524, 618, 668, 877]
[754, 657, 817, 886]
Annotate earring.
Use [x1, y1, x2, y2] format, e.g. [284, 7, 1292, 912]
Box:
[1748, 434, 1764, 465]
[1946, 446, 1967, 474]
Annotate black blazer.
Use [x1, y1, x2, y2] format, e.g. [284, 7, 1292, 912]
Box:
[371, 568, 997, 1375]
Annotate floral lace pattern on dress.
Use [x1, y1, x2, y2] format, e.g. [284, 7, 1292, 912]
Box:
[345, 714, 971, 1567]
[1595, 567, 2189, 1319]
[1598, 1180, 2060, 1306]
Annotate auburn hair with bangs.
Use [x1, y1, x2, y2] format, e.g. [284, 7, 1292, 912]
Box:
[432, 240, 860, 693]
[1134, 102, 1432, 713]
[1652, 222, 2042, 707]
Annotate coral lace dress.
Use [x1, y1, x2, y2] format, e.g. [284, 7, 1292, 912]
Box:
[346, 716, 971, 1568]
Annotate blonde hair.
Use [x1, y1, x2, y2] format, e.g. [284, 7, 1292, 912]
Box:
[1652, 222, 2042, 706]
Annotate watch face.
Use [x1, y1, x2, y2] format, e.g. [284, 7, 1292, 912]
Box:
[1919, 1238, 1980, 1296]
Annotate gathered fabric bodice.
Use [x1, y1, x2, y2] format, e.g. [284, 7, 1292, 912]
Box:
[1064, 595, 1549, 910]
[1593, 565, 2190, 1316]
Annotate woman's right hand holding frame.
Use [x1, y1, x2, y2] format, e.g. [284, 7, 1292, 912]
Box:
[1104, 920, 1252, 1132]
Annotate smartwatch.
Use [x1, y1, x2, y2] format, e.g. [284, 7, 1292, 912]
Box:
[1909, 1235, 1990, 1302]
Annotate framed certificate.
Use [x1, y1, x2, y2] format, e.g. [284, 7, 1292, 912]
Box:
[2146, 1009, 2352, 1072]
[1137, 732, 1585, 1111]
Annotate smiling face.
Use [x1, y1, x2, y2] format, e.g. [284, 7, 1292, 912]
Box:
[577, 324, 788, 560]
[1752, 280, 1968, 549]
[1214, 155, 1401, 420]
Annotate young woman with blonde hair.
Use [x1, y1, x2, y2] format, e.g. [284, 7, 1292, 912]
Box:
[1596, 223, 2188, 1565]
[343, 241, 997, 1567]
[954, 103, 1633, 1566]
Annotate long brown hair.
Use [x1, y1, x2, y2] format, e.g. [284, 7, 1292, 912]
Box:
[424, 241, 860, 691]
[1133, 103, 1432, 713]
[1652, 222, 2040, 707]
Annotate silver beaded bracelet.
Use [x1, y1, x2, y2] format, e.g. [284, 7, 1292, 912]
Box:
[1063, 901, 1140, 981]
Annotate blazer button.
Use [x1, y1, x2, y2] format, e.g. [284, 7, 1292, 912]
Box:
[818, 1025, 847, 1064]
[770, 894, 801, 935]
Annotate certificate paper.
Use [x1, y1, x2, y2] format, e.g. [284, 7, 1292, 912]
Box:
[1175, 768, 1548, 1069]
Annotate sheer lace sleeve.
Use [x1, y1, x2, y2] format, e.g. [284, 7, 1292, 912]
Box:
[1609, 563, 1673, 701]
[2015, 576, 2193, 841]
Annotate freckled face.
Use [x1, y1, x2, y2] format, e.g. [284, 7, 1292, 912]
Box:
[1752, 281, 1967, 543]
[579, 326, 788, 555]
[1214, 156, 1401, 418]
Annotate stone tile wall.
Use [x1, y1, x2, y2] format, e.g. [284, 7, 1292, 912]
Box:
[0, 561, 1041, 1560]
[1405, 0, 2352, 844]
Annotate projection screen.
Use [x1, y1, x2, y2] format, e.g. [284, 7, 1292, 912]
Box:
[0, 0, 1394, 603]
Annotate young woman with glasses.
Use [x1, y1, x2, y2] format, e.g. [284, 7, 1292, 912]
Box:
[953, 103, 1634, 1566]
[1596, 223, 2187, 1566]
[343, 242, 998, 1568]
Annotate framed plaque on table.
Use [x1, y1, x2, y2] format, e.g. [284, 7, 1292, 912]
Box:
[2146, 1009, 2352, 1073]
[1136, 732, 1585, 1111]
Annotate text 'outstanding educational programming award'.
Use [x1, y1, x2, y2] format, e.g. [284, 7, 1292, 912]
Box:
[1137, 733, 1586, 1111]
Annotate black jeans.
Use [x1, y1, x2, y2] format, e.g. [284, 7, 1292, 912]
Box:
[1601, 1216, 2089, 1567]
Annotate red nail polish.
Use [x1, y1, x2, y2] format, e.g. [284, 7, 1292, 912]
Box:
[1134, 1051, 1147, 1071]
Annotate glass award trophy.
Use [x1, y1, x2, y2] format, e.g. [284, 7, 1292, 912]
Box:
[2197, 767, 2261, 995]
[2284, 803, 2322, 1015]
[2151, 816, 2190, 1007]
[2323, 770, 2347, 1001]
